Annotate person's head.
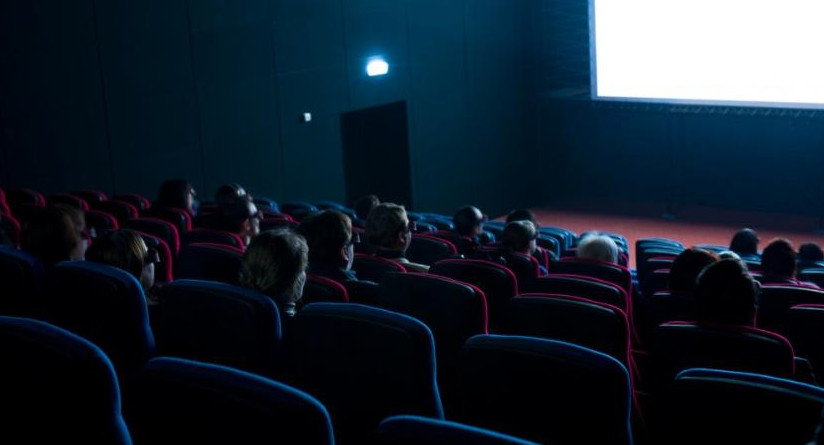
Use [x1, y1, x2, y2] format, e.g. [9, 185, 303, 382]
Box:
[221, 196, 261, 245]
[20, 205, 87, 265]
[577, 233, 619, 264]
[454, 205, 486, 237]
[669, 248, 719, 294]
[240, 229, 308, 316]
[501, 220, 538, 254]
[353, 195, 380, 221]
[86, 229, 156, 290]
[761, 238, 797, 278]
[506, 209, 539, 228]
[694, 258, 757, 325]
[299, 210, 355, 271]
[157, 179, 197, 216]
[799, 242, 824, 264]
[366, 203, 414, 252]
[730, 228, 759, 256]
[214, 183, 247, 208]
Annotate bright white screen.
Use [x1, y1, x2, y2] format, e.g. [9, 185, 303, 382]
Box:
[592, 0, 824, 108]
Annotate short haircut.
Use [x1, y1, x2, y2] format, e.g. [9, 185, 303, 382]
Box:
[761, 238, 796, 278]
[453, 205, 484, 236]
[577, 233, 619, 264]
[299, 210, 352, 266]
[366, 203, 407, 249]
[669, 248, 719, 294]
[215, 183, 247, 208]
[505, 209, 538, 227]
[502, 220, 537, 253]
[86, 229, 147, 280]
[353, 195, 380, 220]
[798, 242, 824, 263]
[157, 179, 193, 210]
[240, 229, 308, 307]
[694, 259, 757, 325]
[219, 196, 256, 233]
[730, 228, 759, 256]
[20, 205, 84, 266]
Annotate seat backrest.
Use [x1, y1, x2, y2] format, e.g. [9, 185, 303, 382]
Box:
[286, 303, 444, 444]
[353, 253, 407, 282]
[180, 228, 244, 250]
[112, 193, 151, 213]
[377, 415, 538, 445]
[663, 368, 824, 445]
[0, 214, 21, 247]
[86, 209, 120, 233]
[123, 217, 180, 255]
[785, 304, 824, 379]
[757, 284, 824, 332]
[176, 243, 243, 285]
[433, 230, 478, 257]
[0, 187, 10, 215]
[651, 322, 796, 389]
[458, 335, 633, 445]
[407, 234, 458, 265]
[0, 316, 132, 445]
[49, 193, 89, 210]
[431, 258, 517, 333]
[40, 261, 156, 374]
[499, 251, 542, 291]
[504, 294, 631, 366]
[72, 189, 109, 204]
[798, 268, 824, 288]
[6, 187, 46, 208]
[0, 246, 44, 316]
[146, 207, 192, 234]
[280, 201, 319, 221]
[524, 274, 628, 311]
[550, 258, 633, 300]
[127, 357, 333, 445]
[155, 279, 282, 376]
[642, 267, 671, 298]
[93, 199, 140, 223]
[303, 274, 349, 304]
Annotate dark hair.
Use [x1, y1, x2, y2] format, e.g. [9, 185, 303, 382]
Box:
[157, 180, 194, 212]
[669, 248, 719, 294]
[218, 196, 256, 233]
[730, 228, 759, 256]
[353, 195, 380, 220]
[299, 210, 352, 266]
[215, 183, 247, 208]
[20, 206, 84, 266]
[86, 229, 147, 280]
[506, 209, 538, 227]
[502, 220, 537, 253]
[366, 203, 408, 250]
[453, 205, 485, 236]
[761, 238, 796, 278]
[694, 259, 757, 325]
[240, 229, 308, 308]
[798, 242, 824, 263]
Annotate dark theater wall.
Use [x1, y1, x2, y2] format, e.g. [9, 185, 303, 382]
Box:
[0, 0, 537, 216]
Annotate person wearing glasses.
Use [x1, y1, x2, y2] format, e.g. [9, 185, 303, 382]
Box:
[451, 205, 489, 257]
[155, 179, 198, 217]
[366, 203, 429, 273]
[215, 195, 261, 246]
[501, 220, 548, 277]
[20, 205, 88, 266]
[298, 210, 362, 282]
[86, 229, 158, 293]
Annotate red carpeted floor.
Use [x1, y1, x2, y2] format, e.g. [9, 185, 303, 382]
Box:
[525, 206, 824, 269]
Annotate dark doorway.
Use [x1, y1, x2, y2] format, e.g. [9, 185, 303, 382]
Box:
[341, 101, 413, 209]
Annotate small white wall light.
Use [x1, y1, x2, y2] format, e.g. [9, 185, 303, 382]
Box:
[366, 57, 389, 77]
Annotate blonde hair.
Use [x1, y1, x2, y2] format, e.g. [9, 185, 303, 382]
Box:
[366, 203, 407, 249]
[240, 229, 308, 308]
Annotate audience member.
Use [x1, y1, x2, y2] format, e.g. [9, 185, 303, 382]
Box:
[20, 205, 87, 266]
[759, 238, 819, 288]
[86, 229, 157, 293]
[298, 210, 360, 282]
[240, 229, 308, 319]
[730, 228, 760, 259]
[366, 203, 429, 272]
[693, 259, 758, 326]
[216, 195, 261, 246]
[506, 209, 539, 227]
[501, 220, 547, 276]
[669, 248, 719, 294]
[450, 205, 487, 257]
[352, 194, 380, 227]
[156, 179, 198, 217]
[577, 233, 619, 264]
[798, 242, 824, 270]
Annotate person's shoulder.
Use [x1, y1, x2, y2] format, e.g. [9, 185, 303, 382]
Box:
[396, 257, 430, 273]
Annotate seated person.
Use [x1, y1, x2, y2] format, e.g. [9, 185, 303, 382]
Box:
[500, 220, 547, 279]
[240, 229, 308, 320]
[352, 194, 380, 228]
[798, 242, 824, 271]
[298, 210, 360, 282]
[760, 238, 818, 287]
[20, 205, 88, 266]
[505, 208, 556, 265]
[86, 229, 158, 305]
[669, 248, 719, 295]
[215, 195, 261, 246]
[693, 259, 758, 327]
[155, 179, 198, 217]
[730, 228, 760, 261]
[449, 205, 488, 257]
[366, 203, 429, 272]
[576, 233, 619, 264]
[195, 183, 248, 228]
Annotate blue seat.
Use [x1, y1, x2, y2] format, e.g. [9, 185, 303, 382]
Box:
[457, 335, 633, 445]
[662, 368, 824, 444]
[127, 357, 333, 445]
[0, 246, 43, 316]
[155, 279, 282, 376]
[286, 303, 444, 445]
[176, 243, 243, 285]
[281, 201, 319, 221]
[0, 316, 132, 444]
[378, 415, 539, 445]
[407, 234, 458, 265]
[40, 261, 156, 374]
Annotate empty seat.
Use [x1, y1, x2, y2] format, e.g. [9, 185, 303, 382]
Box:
[303, 274, 349, 304]
[113, 193, 151, 213]
[407, 234, 458, 265]
[785, 304, 824, 378]
[145, 207, 192, 234]
[662, 368, 824, 444]
[0, 214, 21, 246]
[0, 316, 131, 445]
[0, 246, 44, 316]
[180, 228, 244, 249]
[40, 261, 156, 374]
[49, 193, 89, 210]
[127, 357, 333, 445]
[757, 284, 824, 332]
[93, 199, 140, 223]
[377, 415, 538, 445]
[6, 187, 46, 209]
[524, 274, 628, 312]
[550, 258, 633, 299]
[457, 335, 633, 445]
[155, 279, 282, 376]
[176, 243, 243, 285]
[286, 303, 444, 444]
[281, 201, 319, 220]
[353, 253, 407, 282]
[86, 209, 119, 233]
[72, 189, 109, 204]
[123, 217, 180, 255]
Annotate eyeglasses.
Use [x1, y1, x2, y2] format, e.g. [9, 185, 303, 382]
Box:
[398, 220, 417, 234]
[347, 232, 362, 246]
[145, 247, 160, 265]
